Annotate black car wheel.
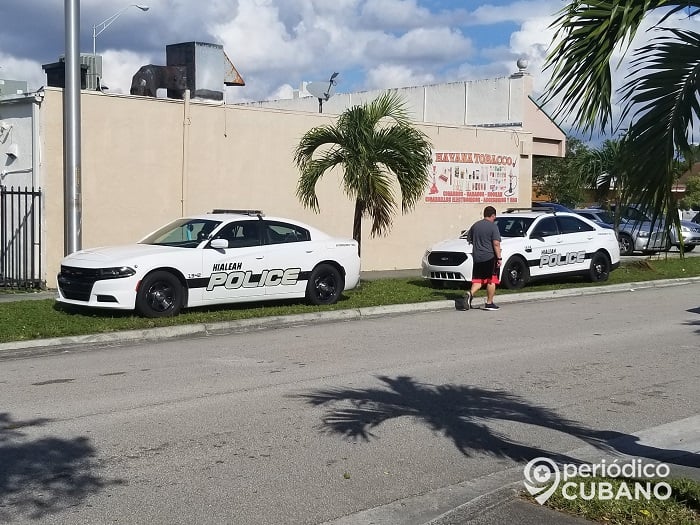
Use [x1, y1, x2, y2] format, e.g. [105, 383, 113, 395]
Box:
[306, 264, 343, 305]
[618, 233, 634, 256]
[501, 257, 529, 290]
[588, 252, 611, 283]
[683, 245, 696, 253]
[136, 271, 184, 317]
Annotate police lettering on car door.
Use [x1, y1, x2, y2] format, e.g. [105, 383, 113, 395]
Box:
[206, 263, 301, 291]
[539, 249, 586, 268]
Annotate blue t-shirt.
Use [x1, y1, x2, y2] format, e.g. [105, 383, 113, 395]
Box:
[469, 219, 501, 263]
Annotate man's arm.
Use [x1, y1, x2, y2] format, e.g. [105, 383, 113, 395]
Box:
[492, 239, 502, 261]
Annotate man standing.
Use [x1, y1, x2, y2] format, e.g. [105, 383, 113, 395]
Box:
[464, 206, 502, 311]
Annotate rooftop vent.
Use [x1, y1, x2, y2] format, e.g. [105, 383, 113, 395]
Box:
[130, 41, 244, 100]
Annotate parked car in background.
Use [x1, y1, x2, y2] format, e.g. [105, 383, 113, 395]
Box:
[421, 208, 620, 289]
[613, 204, 700, 254]
[57, 211, 361, 317]
[574, 208, 616, 227]
[532, 201, 573, 212]
[572, 208, 617, 231]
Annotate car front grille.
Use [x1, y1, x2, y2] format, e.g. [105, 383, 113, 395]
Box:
[427, 251, 468, 266]
[58, 265, 100, 301]
[429, 271, 464, 280]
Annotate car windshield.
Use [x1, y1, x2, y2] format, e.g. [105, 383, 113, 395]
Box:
[494, 216, 534, 237]
[140, 218, 222, 248]
[593, 211, 614, 224]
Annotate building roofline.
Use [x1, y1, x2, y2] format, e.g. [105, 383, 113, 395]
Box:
[528, 94, 567, 137]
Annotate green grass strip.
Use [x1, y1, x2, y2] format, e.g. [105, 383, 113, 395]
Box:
[531, 476, 700, 524]
[1, 257, 699, 343]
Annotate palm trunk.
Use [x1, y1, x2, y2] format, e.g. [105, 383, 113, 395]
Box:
[353, 199, 363, 257]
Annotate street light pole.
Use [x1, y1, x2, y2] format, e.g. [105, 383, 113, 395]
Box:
[92, 4, 149, 55]
[64, 0, 82, 255]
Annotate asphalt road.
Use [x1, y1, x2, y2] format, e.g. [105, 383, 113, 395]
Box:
[1, 284, 699, 524]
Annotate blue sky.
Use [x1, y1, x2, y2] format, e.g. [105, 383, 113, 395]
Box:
[0, 1, 563, 99]
[0, 0, 694, 140]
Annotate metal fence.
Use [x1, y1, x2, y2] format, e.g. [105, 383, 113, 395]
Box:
[0, 186, 44, 289]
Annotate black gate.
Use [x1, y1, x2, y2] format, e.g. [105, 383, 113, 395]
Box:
[0, 186, 44, 289]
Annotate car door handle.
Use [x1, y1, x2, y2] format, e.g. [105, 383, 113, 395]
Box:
[256, 256, 264, 260]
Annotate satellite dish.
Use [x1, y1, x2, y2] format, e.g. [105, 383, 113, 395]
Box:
[306, 72, 339, 113]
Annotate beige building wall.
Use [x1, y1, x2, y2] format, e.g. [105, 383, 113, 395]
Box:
[39, 87, 534, 284]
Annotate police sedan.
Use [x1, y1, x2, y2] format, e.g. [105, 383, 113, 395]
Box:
[421, 208, 620, 289]
[57, 211, 361, 317]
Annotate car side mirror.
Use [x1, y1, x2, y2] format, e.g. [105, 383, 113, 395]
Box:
[210, 238, 229, 249]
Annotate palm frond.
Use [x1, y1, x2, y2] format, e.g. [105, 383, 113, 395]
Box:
[618, 28, 700, 225]
[540, 0, 694, 133]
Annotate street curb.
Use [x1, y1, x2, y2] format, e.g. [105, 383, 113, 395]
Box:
[322, 415, 700, 525]
[2, 277, 700, 354]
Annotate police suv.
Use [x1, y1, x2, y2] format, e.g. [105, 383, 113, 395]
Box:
[57, 210, 361, 317]
[421, 208, 620, 289]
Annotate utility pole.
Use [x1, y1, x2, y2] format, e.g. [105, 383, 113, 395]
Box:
[64, 0, 82, 254]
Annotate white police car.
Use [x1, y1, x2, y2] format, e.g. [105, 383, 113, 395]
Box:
[421, 208, 620, 289]
[57, 210, 361, 317]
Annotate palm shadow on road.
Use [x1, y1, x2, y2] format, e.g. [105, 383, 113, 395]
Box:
[685, 306, 700, 335]
[297, 376, 699, 468]
[0, 412, 123, 522]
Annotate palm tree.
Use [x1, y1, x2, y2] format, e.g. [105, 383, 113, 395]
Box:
[542, 1, 700, 232]
[294, 92, 433, 256]
[573, 138, 630, 212]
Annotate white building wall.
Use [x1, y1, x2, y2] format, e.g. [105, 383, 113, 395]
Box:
[245, 75, 530, 128]
[0, 94, 38, 188]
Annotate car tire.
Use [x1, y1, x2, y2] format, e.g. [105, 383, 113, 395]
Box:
[618, 233, 634, 256]
[306, 263, 344, 305]
[501, 256, 529, 290]
[683, 245, 695, 253]
[588, 251, 611, 283]
[135, 271, 184, 317]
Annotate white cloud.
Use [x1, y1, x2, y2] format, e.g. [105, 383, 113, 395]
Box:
[360, 0, 434, 29]
[0, 54, 46, 92]
[100, 50, 154, 94]
[366, 27, 474, 63]
[365, 64, 436, 90]
[468, 0, 563, 25]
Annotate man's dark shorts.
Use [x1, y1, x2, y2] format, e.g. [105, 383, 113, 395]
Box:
[472, 257, 501, 285]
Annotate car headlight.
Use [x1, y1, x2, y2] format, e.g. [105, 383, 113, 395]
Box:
[424, 249, 431, 258]
[638, 230, 650, 238]
[681, 226, 690, 232]
[98, 266, 137, 279]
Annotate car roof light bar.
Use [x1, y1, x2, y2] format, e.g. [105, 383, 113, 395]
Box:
[504, 207, 556, 214]
[210, 209, 265, 217]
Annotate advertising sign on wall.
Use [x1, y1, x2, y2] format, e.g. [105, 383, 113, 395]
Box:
[425, 151, 519, 204]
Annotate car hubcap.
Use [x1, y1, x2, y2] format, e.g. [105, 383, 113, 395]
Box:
[508, 267, 521, 284]
[316, 277, 335, 300]
[148, 283, 174, 311]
